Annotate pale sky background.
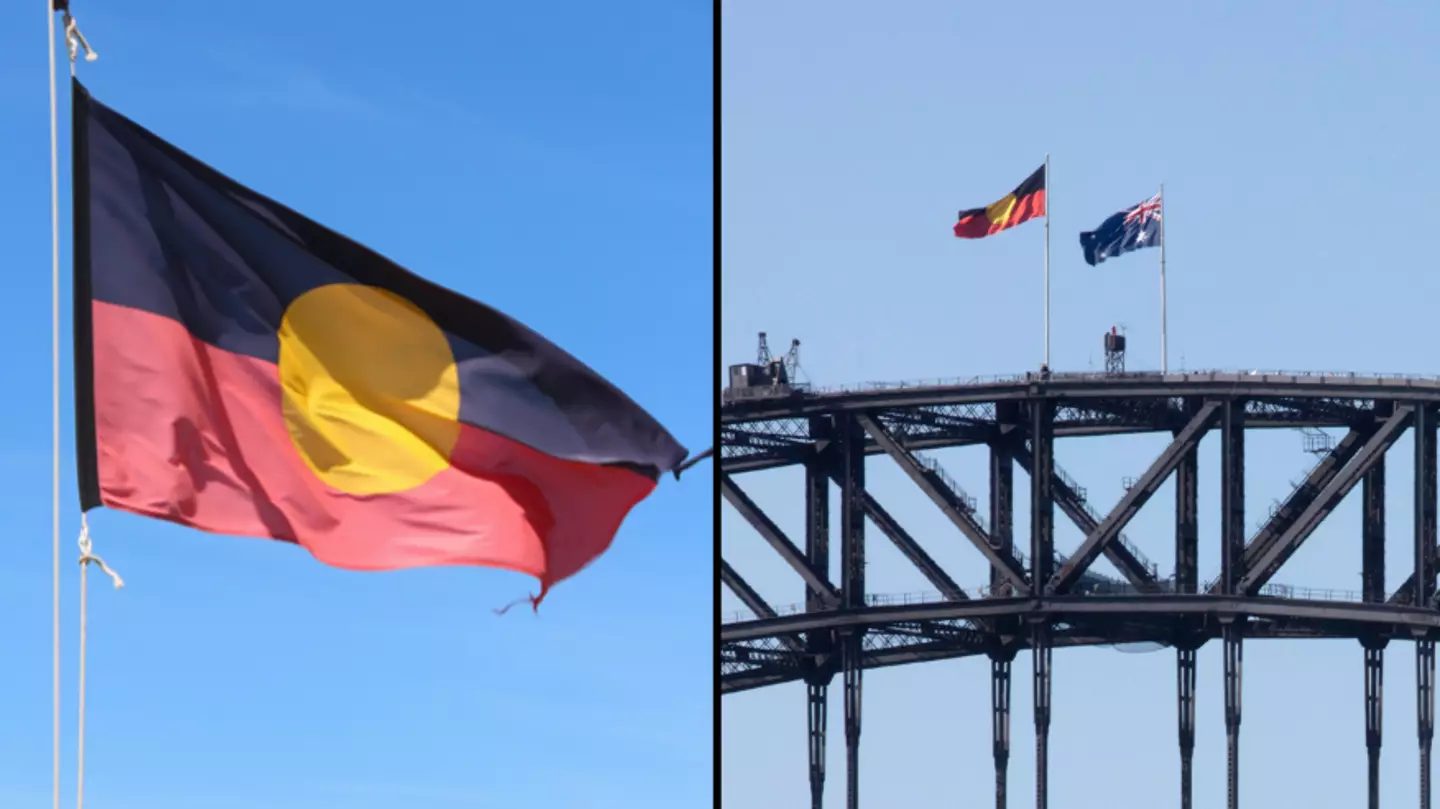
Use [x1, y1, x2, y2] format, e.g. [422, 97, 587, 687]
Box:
[0, 2, 713, 807]
[722, 3, 1440, 807]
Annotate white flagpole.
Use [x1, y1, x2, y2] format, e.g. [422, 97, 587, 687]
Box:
[1044, 153, 1051, 369]
[1159, 183, 1167, 374]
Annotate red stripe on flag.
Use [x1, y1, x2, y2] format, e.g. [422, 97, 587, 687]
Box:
[89, 301, 656, 593]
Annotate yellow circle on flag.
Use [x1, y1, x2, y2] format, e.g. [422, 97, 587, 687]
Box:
[278, 283, 462, 495]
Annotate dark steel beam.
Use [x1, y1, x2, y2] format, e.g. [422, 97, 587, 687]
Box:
[1424, 405, 1438, 809]
[1364, 448, 1386, 604]
[1418, 405, 1438, 608]
[804, 421, 833, 809]
[855, 487, 968, 601]
[1220, 400, 1246, 595]
[838, 414, 864, 809]
[1363, 425, 1389, 809]
[1048, 401, 1219, 594]
[1176, 400, 1200, 595]
[721, 473, 841, 607]
[857, 412, 1030, 592]
[721, 559, 781, 621]
[1390, 405, 1439, 606]
[806, 418, 832, 610]
[1240, 407, 1413, 594]
[722, 620, 1419, 694]
[1013, 444, 1161, 591]
[991, 418, 1017, 598]
[721, 374, 1440, 422]
[1031, 400, 1055, 589]
[720, 595, 1440, 643]
[722, 410, 1371, 474]
[839, 414, 865, 610]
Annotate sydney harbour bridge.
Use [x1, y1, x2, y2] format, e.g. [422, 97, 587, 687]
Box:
[720, 336, 1440, 809]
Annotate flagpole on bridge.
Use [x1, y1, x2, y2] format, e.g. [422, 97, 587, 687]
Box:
[1159, 183, 1167, 374]
[1044, 153, 1051, 369]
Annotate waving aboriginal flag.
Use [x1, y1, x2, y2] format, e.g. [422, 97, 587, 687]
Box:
[953, 164, 1046, 239]
[71, 80, 687, 604]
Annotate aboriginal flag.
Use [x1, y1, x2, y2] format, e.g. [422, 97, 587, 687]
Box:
[71, 80, 687, 602]
[953, 165, 1046, 239]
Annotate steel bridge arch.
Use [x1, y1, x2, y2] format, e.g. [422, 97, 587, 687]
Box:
[720, 370, 1440, 809]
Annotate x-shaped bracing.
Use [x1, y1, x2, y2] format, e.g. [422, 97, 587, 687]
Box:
[1047, 401, 1221, 594]
[1010, 445, 1163, 592]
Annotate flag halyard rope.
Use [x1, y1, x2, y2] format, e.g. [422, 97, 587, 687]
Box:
[52, 7, 104, 808]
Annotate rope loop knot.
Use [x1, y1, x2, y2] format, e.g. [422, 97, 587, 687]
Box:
[77, 515, 122, 590]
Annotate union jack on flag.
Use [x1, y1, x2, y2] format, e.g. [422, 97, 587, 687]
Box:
[1123, 194, 1163, 227]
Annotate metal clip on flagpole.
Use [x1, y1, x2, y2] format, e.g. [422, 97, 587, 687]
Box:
[63, 10, 99, 72]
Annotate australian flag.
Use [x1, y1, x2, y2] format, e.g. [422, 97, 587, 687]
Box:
[1079, 193, 1162, 267]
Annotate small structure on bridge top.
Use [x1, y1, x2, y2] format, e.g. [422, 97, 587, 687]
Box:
[1104, 326, 1127, 375]
[724, 332, 808, 401]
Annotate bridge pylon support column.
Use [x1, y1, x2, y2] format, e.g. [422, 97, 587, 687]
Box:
[1362, 441, 1386, 809]
[1222, 621, 1243, 809]
[842, 637, 862, 809]
[1420, 639, 1435, 809]
[805, 417, 834, 809]
[1176, 644, 1197, 809]
[1361, 640, 1386, 809]
[837, 413, 865, 809]
[806, 679, 828, 809]
[1175, 399, 1201, 809]
[1418, 402, 1437, 809]
[1031, 622, 1052, 809]
[990, 649, 1017, 809]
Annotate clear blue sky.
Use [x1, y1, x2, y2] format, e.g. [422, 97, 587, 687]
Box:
[723, 3, 1440, 807]
[0, 2, 712, 807]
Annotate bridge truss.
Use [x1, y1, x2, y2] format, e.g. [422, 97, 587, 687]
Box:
[720, 371, 1440, 809]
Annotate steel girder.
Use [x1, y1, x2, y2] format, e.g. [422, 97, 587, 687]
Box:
[721, 385, 1381, 475]
[721, 373, 1436, 422]
[720, 614, 1403, 694]
[721, 381, 1440, 809]
[723, 406, 1373, 476]
[721, 596, 1440, 644]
